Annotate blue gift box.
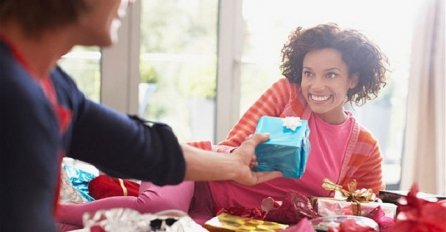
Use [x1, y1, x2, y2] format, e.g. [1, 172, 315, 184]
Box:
[254, 116, 310, 178]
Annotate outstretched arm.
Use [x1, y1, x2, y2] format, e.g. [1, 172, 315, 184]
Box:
[182, 133, 282, 185]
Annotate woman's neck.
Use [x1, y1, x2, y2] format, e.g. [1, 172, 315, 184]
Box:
[0, 21, 74, 79]
[315, 110, 348, 125]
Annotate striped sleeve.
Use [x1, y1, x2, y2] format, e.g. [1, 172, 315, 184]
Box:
[215, 78, 292, 151]
[187, 140, 212, 151]
[341, 129, 385, 195]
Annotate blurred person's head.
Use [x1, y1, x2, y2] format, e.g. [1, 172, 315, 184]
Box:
[0, 0, 135, 46]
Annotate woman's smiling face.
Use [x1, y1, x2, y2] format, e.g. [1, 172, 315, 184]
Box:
[300, 48, 358, 124]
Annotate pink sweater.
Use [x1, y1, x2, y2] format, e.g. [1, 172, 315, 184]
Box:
[210, 78, 384, 210]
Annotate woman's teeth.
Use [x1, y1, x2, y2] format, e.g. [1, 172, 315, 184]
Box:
[311, 94, 330, 101]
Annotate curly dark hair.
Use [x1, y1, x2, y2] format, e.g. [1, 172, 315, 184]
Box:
[280, 23, 388, 105]
[0, 0, 86, 37]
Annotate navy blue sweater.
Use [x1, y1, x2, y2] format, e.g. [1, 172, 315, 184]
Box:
[0, 41, 185, 231]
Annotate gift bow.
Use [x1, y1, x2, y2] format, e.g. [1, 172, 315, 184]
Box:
[322, 178, 376, 203]
[322, 178, 377, 216]
[281, 117, 302, 131]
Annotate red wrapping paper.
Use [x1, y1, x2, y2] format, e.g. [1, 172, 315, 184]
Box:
[216, 206, 266, 220]
[387, 184, 446, 232]
[88, 175, 140, 200]
[366, 206, 394, 231]
[263, 191, 319, 225]
[327, 219, 377, 232]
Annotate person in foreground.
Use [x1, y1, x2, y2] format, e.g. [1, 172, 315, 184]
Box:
[203, 23, 389, 217]
[0, 0, 281, 231]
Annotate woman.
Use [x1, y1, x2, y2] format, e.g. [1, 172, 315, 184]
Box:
[0, 0, 281, 231]
[205, 23, 388, 217]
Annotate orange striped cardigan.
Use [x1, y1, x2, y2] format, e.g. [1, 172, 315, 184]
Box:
[215, 78, 385, 195]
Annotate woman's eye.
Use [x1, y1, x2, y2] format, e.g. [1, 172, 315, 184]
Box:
[326, 72, 338, 79]
[303, 71, 313, 77]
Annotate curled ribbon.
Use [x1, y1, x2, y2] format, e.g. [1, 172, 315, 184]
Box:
[118, 178, 128, 196]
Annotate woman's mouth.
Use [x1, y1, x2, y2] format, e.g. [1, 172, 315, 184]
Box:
[310, 94, 330, 102]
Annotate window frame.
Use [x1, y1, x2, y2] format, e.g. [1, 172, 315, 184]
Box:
[101, 1, 141, 114]
[102, 0, 242, 141]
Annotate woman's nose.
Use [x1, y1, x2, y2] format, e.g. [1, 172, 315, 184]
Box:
[310, 77, 325, 91]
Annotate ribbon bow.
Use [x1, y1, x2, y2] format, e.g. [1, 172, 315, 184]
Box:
[322, 178, 376, 203]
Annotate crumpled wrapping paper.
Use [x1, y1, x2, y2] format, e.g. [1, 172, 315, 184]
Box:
[61, 158, 98, 202]
[60, 166, 88, 204]
[215, 191, 319, 226]
[326, 218, 377, 232]
[262, 191, 319, 225]
[83, 208, 208, 232]
[387, 184, 446, 232]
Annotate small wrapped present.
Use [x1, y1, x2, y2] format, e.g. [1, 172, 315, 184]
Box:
[254, 116, 310, 178]
[315, 198, 397, 219]
[88, 175, 140, 200]
[313, 179, 397, 231]
[204, 213, 288, 232]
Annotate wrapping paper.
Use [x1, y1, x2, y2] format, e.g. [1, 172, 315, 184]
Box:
[387, 184, 446, 232]
[263, 191, 319, 225]
[326, 218, 377, 232]
[84, 208, 207, 232]
[88, 175, 140, 200]
[216, 207, 266, 220]
[254, 116, 310, 178]
[204, 213, 288, 232]
[311, 216, 378, 232]
[60, 167, 88, 204]
[314, 198, 397, 219]
[63, 163, 97, 202]
[281, 218, 316, 232]
[317, 178, 396, 230]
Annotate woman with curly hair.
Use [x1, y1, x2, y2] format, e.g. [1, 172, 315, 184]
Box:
[202, 23, 389, 217]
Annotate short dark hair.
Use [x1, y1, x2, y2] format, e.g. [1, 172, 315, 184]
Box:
[280, 23, 388, 105]
[0, 0, 86, 36]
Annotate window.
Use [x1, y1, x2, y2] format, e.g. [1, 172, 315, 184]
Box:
[139, 0, 219, 142]
[59, 46, 101, 102]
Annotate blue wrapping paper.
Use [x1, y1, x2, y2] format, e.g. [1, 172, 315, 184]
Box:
[254, 116, 310, 178]
[63, 164, 97, 201]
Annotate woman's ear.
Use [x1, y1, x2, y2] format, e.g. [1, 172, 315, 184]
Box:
[349, 73, 359, 89]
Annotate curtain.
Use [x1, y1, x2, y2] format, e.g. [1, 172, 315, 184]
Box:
[401, 0, 445, 194]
